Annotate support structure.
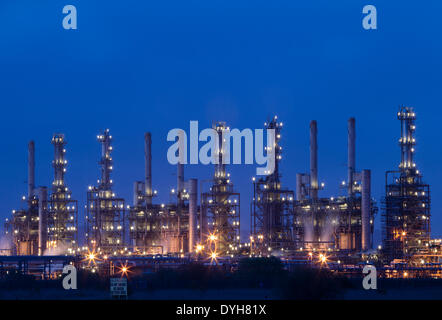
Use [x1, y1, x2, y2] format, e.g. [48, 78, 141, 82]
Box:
[5, 141, 41, 255]
[46, 134, 78, 254]
[294, 118, 376, 254]
[128, 132, 163, 254]
[382, 107, 431, 264]
[38, 187, 48, 256]
[86, 129, 126, 254]
[251, 116, 295, 254]
[201, 122, 240, 256]
[188, 179, 198, 253]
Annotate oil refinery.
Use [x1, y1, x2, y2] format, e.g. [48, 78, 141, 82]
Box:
[2, 107, 442, 280]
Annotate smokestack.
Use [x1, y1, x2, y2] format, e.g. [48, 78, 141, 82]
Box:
[38, 187, 48, 256]
[144, 133, 152, 204]
[296, 173, 304, 201]
[177, 164, 184, 201]
[28, 141, 35, 199]
[188, 179, 198, 252]
[133, 181, 142, 206]
[309, 120, 318, 199]
[361, 169, 371, 251]
[348, 118, 356, 196]
[177, 131, 185, 204]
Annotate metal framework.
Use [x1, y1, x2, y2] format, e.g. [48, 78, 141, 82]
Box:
[4, 199, 39, 256]
[382, 107, 431, 264]
[294, 118, 377, 254]
[86, 129, 126, 254]
[159, 203, 189, 254]
[4, 141, 40, 255]
[129, 195, 163, 254]
[201, 122, 240, 256]
[46, 134, 78, 254]
[251, 116, 296, 254]
[128, 133, 163, 254]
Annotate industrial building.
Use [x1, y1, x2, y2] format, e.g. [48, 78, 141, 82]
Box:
[128, 132, 162, 254]
[294, 118, 376, 254]
[4, 141, 40, 255]
[85, 129, 126, 254]
[251, 117, 296, 254]
[2, 109, 442, 279]
[382, 107, 432, 265]
[46, 134, 78, 255]
[5, 135, 78, 256]
[250, 116, 376, 256]
[201, 122, 241, 256]
[129, 131, 200, 255]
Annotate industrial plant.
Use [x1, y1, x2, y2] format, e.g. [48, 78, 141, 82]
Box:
[2, 107, 442, 280]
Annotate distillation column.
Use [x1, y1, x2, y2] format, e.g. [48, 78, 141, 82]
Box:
[188, 179, 198, 252]
[145, 132, 153, 204]
[86, 129, 126, 253]
[309, 120, 318, 199]
[361, 169, 371, 251]
[177, 130, 185, 206]
[38, 187, 48, 256]
[28, 141, 35, 199]
[348, 118, 356, 196]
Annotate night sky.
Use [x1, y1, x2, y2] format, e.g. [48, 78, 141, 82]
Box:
[1, 0, 441, 244]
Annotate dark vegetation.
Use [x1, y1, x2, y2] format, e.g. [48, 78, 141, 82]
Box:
[0, 257, 354, 299]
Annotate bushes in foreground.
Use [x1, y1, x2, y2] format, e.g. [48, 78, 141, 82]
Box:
[0, 258, 350, 299]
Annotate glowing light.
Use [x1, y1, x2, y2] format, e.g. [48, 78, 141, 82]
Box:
[117, 262, 131, 277]
[209, 251, 218, 264]
[195, 244, 203, 253]
[318, 253, 328, 265]
[82, 249, 100, 266]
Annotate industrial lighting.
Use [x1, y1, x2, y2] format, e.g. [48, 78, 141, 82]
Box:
[117, 262, 131, 277]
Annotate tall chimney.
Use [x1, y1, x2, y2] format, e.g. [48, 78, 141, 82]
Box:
[133, 181, 142, 206]
[177, 130, 185, 205]
[296, 173, 304, 201]
[361, 169, 371, 251]
[177, 164, 184, 202]
[144, 132, 152, 204]
[28, 141, 35, 199]
[38, 187, 48, 256]
[348, 118, 356, 196]
[309, 120, 318, 199]
[188, 179, 198, 252]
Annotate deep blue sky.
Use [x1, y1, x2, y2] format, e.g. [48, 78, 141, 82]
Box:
[1, 1, 442, 243]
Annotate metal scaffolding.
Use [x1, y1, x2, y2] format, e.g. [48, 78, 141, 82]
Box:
[294, 118, 376, 254]
[128, 133, 163, 254]
[251, 116, 296, 254]
[201, 122, 240, 256]
[4, 141, 41, 255]
[46, 134, 78, 254]
[382, 107, 431, 264]
[86, 129, 126, 254]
